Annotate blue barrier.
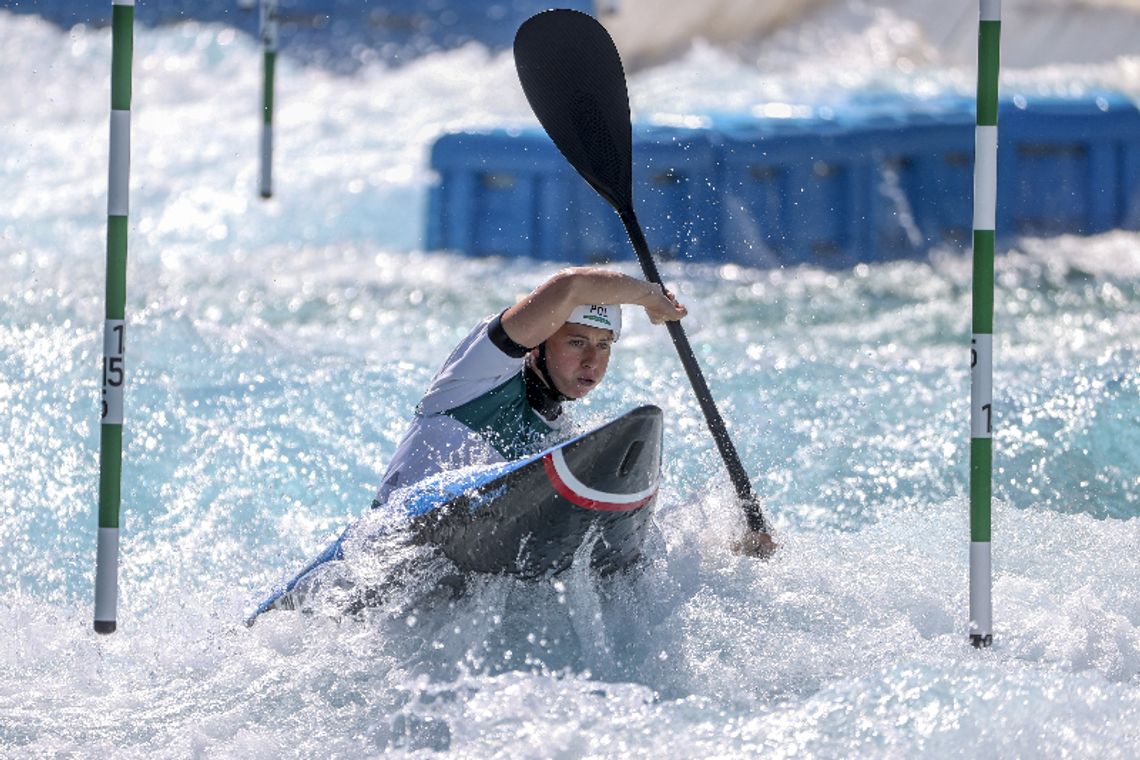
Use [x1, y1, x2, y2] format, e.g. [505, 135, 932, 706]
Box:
[426, 92, 1140, 267]
[999, 92, 1140, 236]
[427, 126, 720, 263]
[426, 131, 582, 262]
[712, 107, 916, 267]
[605, 126, 720, 262]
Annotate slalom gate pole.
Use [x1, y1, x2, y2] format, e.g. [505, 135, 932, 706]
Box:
[969, 0, 1001, 649]
[259, 0, 278, 198]
[94, 0, 134, 635]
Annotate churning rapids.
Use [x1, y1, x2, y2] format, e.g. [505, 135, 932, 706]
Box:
[1, 7, 1138, 757]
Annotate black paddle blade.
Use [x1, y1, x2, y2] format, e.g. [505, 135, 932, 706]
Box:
[514, 9, 633, 212]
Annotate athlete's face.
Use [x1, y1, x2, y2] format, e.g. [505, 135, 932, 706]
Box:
[538, 323, 613, 399]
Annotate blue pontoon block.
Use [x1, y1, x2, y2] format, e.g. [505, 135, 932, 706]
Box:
[998, 92, 1140, 236]
[427, 126, 719, 263]
[425, 92, 1140, 267]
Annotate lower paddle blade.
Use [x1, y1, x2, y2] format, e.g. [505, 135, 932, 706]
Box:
[513, 9, 634, 212]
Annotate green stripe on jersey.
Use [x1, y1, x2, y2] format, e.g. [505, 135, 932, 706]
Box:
[445, 374, 554, 461]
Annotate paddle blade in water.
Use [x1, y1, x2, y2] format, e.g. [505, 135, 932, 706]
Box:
[514, 9, 634, 212]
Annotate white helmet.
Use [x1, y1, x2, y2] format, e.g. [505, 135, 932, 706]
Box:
[565, 304, 621, 341]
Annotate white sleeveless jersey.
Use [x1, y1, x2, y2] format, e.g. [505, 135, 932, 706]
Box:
[374, 314, 566, 505]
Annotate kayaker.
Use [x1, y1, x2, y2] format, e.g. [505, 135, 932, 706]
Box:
[374, 266, 683, 504]
[374, 265, 776, 557]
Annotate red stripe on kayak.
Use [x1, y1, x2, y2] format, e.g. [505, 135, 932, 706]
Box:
[542, 454, 656, 512]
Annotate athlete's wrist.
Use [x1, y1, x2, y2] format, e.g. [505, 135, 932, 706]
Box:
[635, 280, 663, 305]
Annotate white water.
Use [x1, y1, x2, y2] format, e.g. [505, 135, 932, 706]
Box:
[1, 8, 1139, 758]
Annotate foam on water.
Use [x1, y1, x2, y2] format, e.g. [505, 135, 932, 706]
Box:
[1, 9, 1138, 757]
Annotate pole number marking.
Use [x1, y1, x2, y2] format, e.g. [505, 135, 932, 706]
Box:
[102, 320, 125, 424]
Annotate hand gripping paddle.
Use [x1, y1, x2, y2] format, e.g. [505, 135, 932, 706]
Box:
[514, 9, 772, 538]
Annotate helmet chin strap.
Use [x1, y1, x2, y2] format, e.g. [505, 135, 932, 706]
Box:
[529, 342, 572, 404]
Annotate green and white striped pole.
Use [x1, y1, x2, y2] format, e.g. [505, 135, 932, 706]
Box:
[259, 0, 278, 198]
[969, 0, 1000, 649]
[95, 0, 134, 635]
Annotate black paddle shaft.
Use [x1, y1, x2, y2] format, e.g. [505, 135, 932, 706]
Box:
[621, 210, 769, 532]
[514, 9, 769, 534]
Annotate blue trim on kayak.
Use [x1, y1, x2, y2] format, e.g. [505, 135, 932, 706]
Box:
[244, 529, 348, 625]
[247, 417, 613, 624]
[394, 424, 596, 518]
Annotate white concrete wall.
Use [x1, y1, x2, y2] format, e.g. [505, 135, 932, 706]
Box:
[601, 0, 1140, 71]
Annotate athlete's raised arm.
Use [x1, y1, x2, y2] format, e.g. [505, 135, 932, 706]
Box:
[500, 267, 686, 349]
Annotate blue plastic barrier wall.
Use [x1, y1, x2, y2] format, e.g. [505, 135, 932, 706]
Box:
[426, 92, 1140, 267]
